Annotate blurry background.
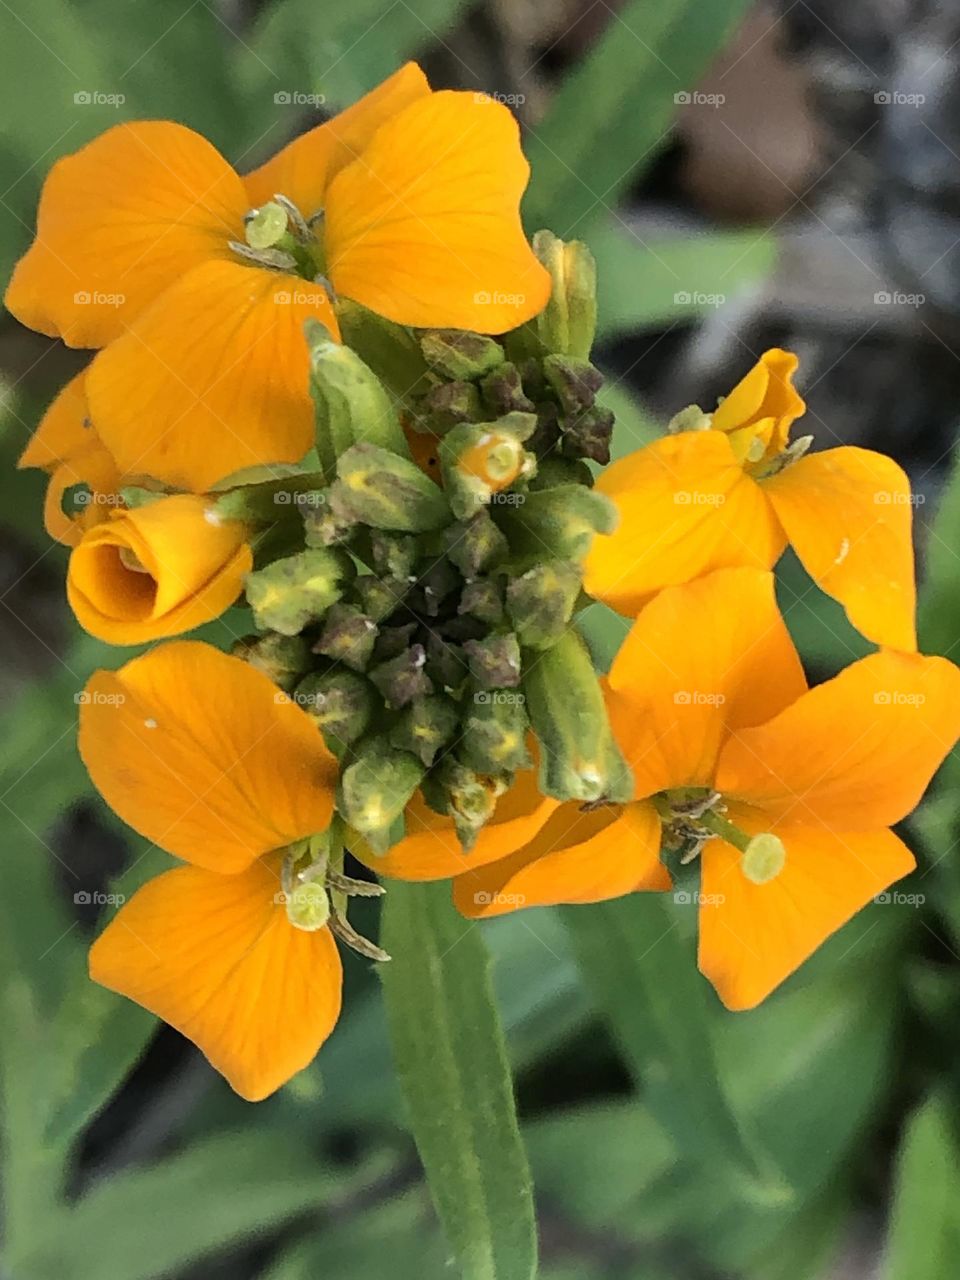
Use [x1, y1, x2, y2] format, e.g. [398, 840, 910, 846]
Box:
[2, 1, 960, 1277]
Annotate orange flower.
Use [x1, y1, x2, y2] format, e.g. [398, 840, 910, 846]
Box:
[584, 349, 917, 651]
[80, 641, 342, 1100]
[378, 569, 960, 1009]
[19, 371, 122, 546]
[67, 494, 252, 644]
[6, 64, 550, 491]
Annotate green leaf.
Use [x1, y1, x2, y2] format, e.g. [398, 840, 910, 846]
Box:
[379, 880, 537, 1280]
[884, 1093, 960, 1280]
[592, 226, 777, 336]
[15, 1133, 355, 1280]
[524, 0, 755, 233]
[561, 895, 788, 1206]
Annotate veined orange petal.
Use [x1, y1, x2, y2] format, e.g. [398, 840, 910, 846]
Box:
[43, 440, 122, 547]
[583, 431, 786, 616]
[89, 858, 342, 1100]
[324, 91, 551, 333]
[716, 649, 960, 830]
[5, 122, 247, 347]
[698, 816, 915, 1009]
[244, 62, 431, 214]
[764, 446, 917, 651]
[453, 799, 667, 918]
[67, 495, 251, 644]
[78, 641, 337, 873]
[363, 768, 559, 881]
[19, 371, 91, 471]
[86, 260, 338, 491]
[607, 568, 807, 798]
[711, 348, 805, 455]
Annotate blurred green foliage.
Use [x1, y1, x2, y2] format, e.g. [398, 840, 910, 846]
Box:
[1, 1, 958, 1278]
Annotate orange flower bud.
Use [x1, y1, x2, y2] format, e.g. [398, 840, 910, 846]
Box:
[67, 494, 252, 644]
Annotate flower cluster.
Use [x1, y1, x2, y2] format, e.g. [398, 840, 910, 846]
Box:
[10, 63, 960, 1100]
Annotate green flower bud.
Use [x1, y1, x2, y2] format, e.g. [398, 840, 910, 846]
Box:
[335, 298, 432, 405]
[305, 319, 411, 481]
[559, 404, 615, 466]
[331, 443, 451, 532]
[444, 511, 509, 577]
[459, 578, 505, 628]
[528, 457, 594, 490]
[463, 632, 522, 689]
[425, 634, 470, 693]
[420, 756, 507, 850]
[416, 380, 483, 434]
[368, 643, 434, 709]
[494, 485, 618, 564]
[505, 231, 597, 361]
[337, 741, 425, 853]
[420, 330, 505, 381]
[294, 670, 374, 753]
[522, 629, 633, 803]
[390, 694, 460, 767]
[480, 362, 536, 417]
[353, 574, 406, 622]
[231, 632, 312, 692]
[461, 689, 530, 774]
[211, 469, 328, 524]
[506, 560, 581, 649]
[313, 602, 378, 672]
[246, 548, 353, 636]
[369, 530, 420, 580]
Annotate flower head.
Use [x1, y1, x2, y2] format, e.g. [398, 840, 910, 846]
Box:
[67, 494, 252, 644]
[584, 349, 917, 651]
[384, 569, 960, 1009]
[80, 641, 344, 1099]
[6, 64, 550, 491]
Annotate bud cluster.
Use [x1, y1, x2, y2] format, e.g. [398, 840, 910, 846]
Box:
[230, 232, 633, 854]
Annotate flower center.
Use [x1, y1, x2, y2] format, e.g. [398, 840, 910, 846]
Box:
[229, 194, 329, 286]
[656, 788, 786, 885]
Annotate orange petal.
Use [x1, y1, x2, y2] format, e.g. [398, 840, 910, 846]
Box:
[86, 260, 338, 491]
[78, 641, 337, 873]
[711, 348, 805, 455]
[607, 568, 807, 798]
[89, 858, 342, 1100]
[43, 440, 122, 547]
[67, 495, 252, 644]
[244, 62, 431, 213]
[716, 649, 960, 830]
[453, 799, 668, 918]
[324, 91, 551, 333]
[364, 768, 559, 882]
[583, 431, 786, 616]
[19, 371, 91, 471]
[698, 817, 915, 1009]
[764, 446, 917, 651]
[6, 122, 247, 347]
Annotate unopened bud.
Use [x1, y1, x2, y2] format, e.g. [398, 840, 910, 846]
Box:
[463, 632, 522, 689]
[559, 404, 615, 466]
[416, 380, 483, 434]
[368, 643, 433, 708]
[461, 693, 530, 773]
[444, 511, 509, 577]
[506, 231, 597, 362]
[542, 355, 603, 416]
[390, 694, 460, 767]
[295, 670, 374, 753]
[420, 330, 505, 381]
[421, 757, 507, 850]
[313, 603, 378, 672]
[506, 561, 581, 650]
[480, 362, 536, 417]
[331, 443, 451, 532]
[231, 632, 311, 692]
[337, 742, 425, 853]
[459, 578, 505, 628]
[246, 548, 352, 636]
[494, 484, 618, 563]
[335, 298, 432, 405]
[353, 574, 405, 622]
[522, 629, 633, 803]
[305, 320, 411, 480]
